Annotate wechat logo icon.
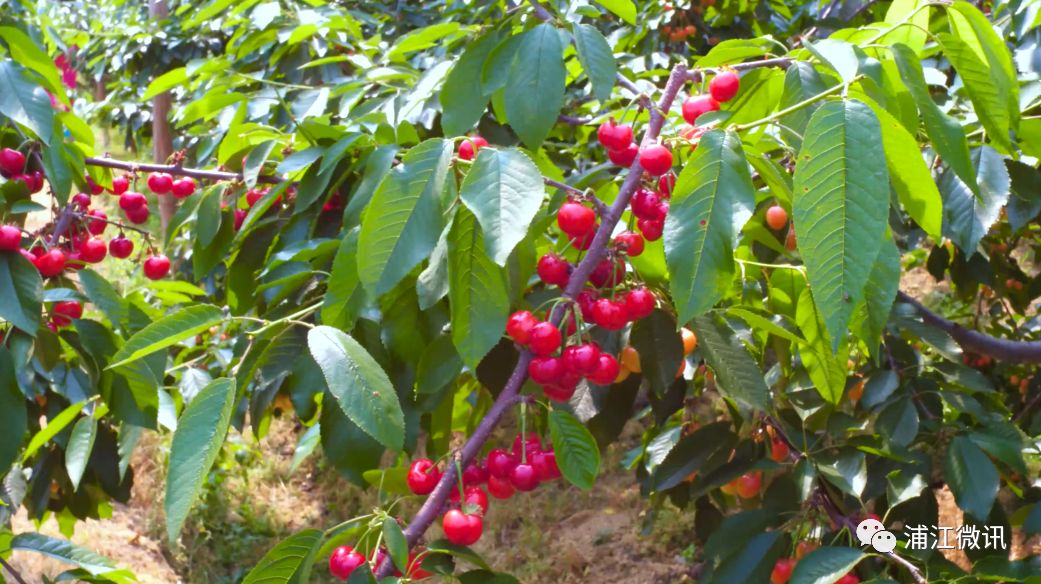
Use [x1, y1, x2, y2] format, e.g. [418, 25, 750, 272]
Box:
[857, 517, 897, 553]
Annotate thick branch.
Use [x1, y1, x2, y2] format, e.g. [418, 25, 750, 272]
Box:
[84, 156, 283, 185]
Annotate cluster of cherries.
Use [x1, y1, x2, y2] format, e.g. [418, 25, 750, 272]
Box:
[113, 171, 196, 225]
[770, 540, 861, 584]
[0, 147, 44, 193]
[328, 545, 432, 581]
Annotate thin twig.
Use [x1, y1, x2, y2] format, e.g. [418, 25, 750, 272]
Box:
[0, 557, 29, 584]
[884, 551, 929, 584]
[84, 156, 283, 184]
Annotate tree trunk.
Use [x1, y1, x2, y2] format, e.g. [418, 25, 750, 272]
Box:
[149, 0, 177, 237]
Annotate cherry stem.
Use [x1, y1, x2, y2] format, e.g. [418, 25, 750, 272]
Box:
[520, 401, 528, 465]
[69, 211, 153, 238]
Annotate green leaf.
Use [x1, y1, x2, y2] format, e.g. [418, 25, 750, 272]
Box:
[572, 24, 616, 103]
[695, 37, 778, 68]
[288, 424, 320, 475]
[459, 147, 544, 266]
[947, 3, 1018, 136]
[945, 434, 998, 521]
[652, 422, 736, 491]
[142, 67, 188, 101]
[357, 138, 452, 296]
[0, 27, 65, 100]
[1006, 160, 1041, 232]
[792, 99, 889, 349]
[241, 529, 323, 584]
[504, 24, 566, 149]
[592, 0, 636, 24]
[629, 309, 683, 395]
[441, 30, 501, 137]
[417, 221, 451, 310]
[937, 33, 1013, 154]
[383, 517, 409, 573]
[548, 410, 600, 490]
[796, 287, 848, 404]
[65, 416, 97, 492]
[22, 400, 88, 462]
[196, 184, 223, 247]
[968, 421, 1027, 475]
[690, 314, 769, 411]
[853, 236, 900, 351]
[939, 146, 1010, 254]
[320, 227, 363, 330]
[447, 208, 510, 369]
[416, 334, 463, 396]
[166, 378, 236, 542]
[0, 350, 27, 472]
[664, 129, 755, 324]
[883, 0, 931, 54]
[877, 397, 919, 448]
[307, 326, 404, 451]
[244, 140, 277, 189]
[108, 305, 224, 369]
[709, 531, 783, 584]
[790, 547, 865, 584]
[320, 394, 384, 485]
[0, 251, 42, 335]
[817, 449, 867, 497]
[10, 533, 127, 580]
[0, 60, 54, 144]
[387, 23, 460, 61]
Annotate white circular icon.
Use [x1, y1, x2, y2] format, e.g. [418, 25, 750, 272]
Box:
[856, 518, 885, 546]
[871, 530, 897, 553]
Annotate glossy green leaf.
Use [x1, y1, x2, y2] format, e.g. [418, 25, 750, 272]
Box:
[77, 269, 127, 335]
[320, 227, 363, 330]
[945, 435, 998, 521]
[0, 27, 65, 100]
[320, 391, 384, 484]
[1006, 160, 1041, 232]
[652, 422, 736, 491]
[665, 129, 754, 324]
[0, 252, 42, 335]
[593, 0, 636, 24]
[383, 517, 409, 572]
[947, 2, 1018, 134]
[10, 532, 128, 581]
[447, 208, 509, 369]
[690, 314, 768, 411]
[853, 236, 901, 351]
[108, 305, 224, 369]
[882, 0, 930, 54]
[417, 221, 451, 310]
[65, 416, 97, 492]
[548, 410, 599, 490]
[0, 60, 54, 144]
[939, 146, 1010, 254]
[0, 350, 27, 472]
[877, 397, 919, 448]
[387, 23, 460, 61]
[441, 30, 501, 136]
[416, 334, 462, 396]
[196, 184, 223, 247]
[709, 531, 783, 584]
[629, 309, 683, 396]
[572, 24, 616, 103]
[968, 421, 1027, 476]
[142, 67, 188, 101]
[790, 547, 865, 584]
[241, 528, 323, 584]
[22, 400, 88, 462]
[796, 287, 848, 404]
[792, 99, 889, 349]
[937, 33, 1013, 154]
[288, 424, 320, 475]
[504, 24, 566, 149]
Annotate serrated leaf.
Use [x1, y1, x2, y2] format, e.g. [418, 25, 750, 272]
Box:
[817, 449, 867, 497]
[10, 533, 128, 581]
[241, 528, 323, 584]
[0, 27, 66, 100]
[417, 221, 452, 310]
[969, 421, 1027, 475]
[383, 517, 409, 573]
[796, 287, 848, 404]
[447, 208, 509, 369]
[0, 60, 54, 144]
[572, 24, 616, 102]
[441, 30, 501, 136]
[877, 397, 918, 448]
[937, 33, 1013, 154]
[108, 305, 224, 369]
[166, 378, 236, 542]
[0, 350, 27, 472]
[0, 251, 42, 335]
[664, 129, 755, 324]
[1006, 160, 1041, 232]
[853, 236, 900, 351]
[939, 146, 1010, 254]
[629, 309, 683, 395]
[307, 326, 404, 451]
[945, 434, 998, 521]
[790, 547, 865, 584]
[459, 147, 545, 266]
[548, 410, 599, 490]
[690, 314, 769, 411]
[883, 0, 930, 54]
[357, 138, 452, 296]
[65, 416, 97, 492]
[320, 392, 384, 485]
[387, 22, 460, 61]
[504, 24, 566, 149]
[792, 99, 889, 349]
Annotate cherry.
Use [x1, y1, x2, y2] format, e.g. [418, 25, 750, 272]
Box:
[461, 461, 488, 486]
[407, 458, 441, 495]
[79, 237, 107, 263]
[528, 322, 562, 356]
[442, 509, 483, 545]
[795, 541, 818, 560]
[108, 175, 129, 195]
[512, 433, 543, 457]
[596, 120, 634, 151]
[71, 193, 91, 209]
[509, 463, 540, 492]
[458, 136, 488, 161]
[657, 174, 676, 197]
[506, 310, 539, 345]
[637, 218, 664, 241]
[588, 257, 625, 288]
[657, 201, 670, 220]
[125, 205, 150, 224]
[532, 450, 561, 481]
[35, 249, 66, 278]
[557, 202, 596, 237]
[245, 188, 266, 207]
[462, 485, 489, 515]
[639, 145, 673, 176]
[86, 210, 108, 235]
[528, 356, 564, 384]
[614, 231, 645, 257]
[487, 474, 515, 499]
[576, 289, 598, 321]
[109, 236, 134, 259]
[328, 545, 366, 580]
[406, 550, 433, 580]
[770, 438, 790, 463]
[591, 298, 627, 330]
[27, 171, 44, 193]
[51, 301, 83, 327]
[234, 208, 248, 231]
[570, 227, 597, 250]
[835, 575, 859, 584]
[681, 95, 720, 124]
[765, 205, 788, 230]
[486, 448, 518, 479]
[146, 172, 173, 194]
[625, 287, 656, 320]
[543, 382, 577, 402]
[562, 342, 601, 377]
[588, 353, 621, 385]
[536, 253, 571, 287]
[607, 143, 639, 167]
[143, 254, 171, 280]
[771, 558, 795, 584]
[118, 191, 147, 212]
[709, 70, 740, 102]
[630, 189, 662, 220]
[0, 148, 26, 176]
[85, 175, 104, 195]
[735, 471, 762, 499]
[785, 227, 797, 251]
[171, 177, 197, 199]
[0, 225, 21, 251]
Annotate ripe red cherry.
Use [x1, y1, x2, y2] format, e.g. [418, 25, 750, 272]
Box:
[637, 218, 664, 241]
[766, 205, 788, 230]
[328, 545, 366, 580]
[562, 342, 601, 377]
[487, 474, 515, 499]
[506, 310, 539, 345]
[143, 254, 171, 280]
[735, 471, 763, 498]
[639, 145, 673, 176]
[657, 174, 676, 197]
[85, 175, 104, 195]
[0, 225, 21, 251]
[588, 257, 625, 288]
[557, 202, 596, 237]
[536, 253, 571, 287]
[51, 301, 83, 327]
[486, 448, 517, 479]
[528, 356, 564, 384]
[406, 550, 432, 580]
[27, 171, 44, 193]
[625, 287, 656, 320]
[407, 458, 441, 495]
[462, 485, 489, 515]
[835, 575, 859, 584]
[171, 178, 196, 199]
[657, 201, 670, 220]
[771, 558, 795, 584]
[509, 463, 540, 492]
[71, 193, 91, 209]
[512, 433, 543, 457]
[577, 289, 598, 320]
[234, 208, 248, 231]
[125, 205, 150, 224]
[543, 382, 577, 402]
[532, 450, 561, 481]
[108, 175, 129, 195]
[570, 227, 596, 250]
[0, 148, 26, 176]
[461, 461, 488, 486]
[527, 322, 562, 356]
[591, 298, 628, 330]
[607, 143, 639, 167]
[442, 509, 483, 545]
[588, 353, 621, 385]
[35, 249, 66, 278]
[109, 236, 134, 259]
[770, 438, 790, 462]
[631, 189, 662, 220]
[614, 231, 645, 257]
[79, 237, 107, 263]
[597, 120, 634, 151]
[86, 210, 107, 235]
[709, 71, 740, 102]
[458, 136, 488, 161]
[118, 191, 147, 212]
[146, 172, 173, 194]
[681, 95, 720, 124]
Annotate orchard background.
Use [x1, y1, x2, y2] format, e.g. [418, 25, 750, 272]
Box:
[2, 0, 1041, 582]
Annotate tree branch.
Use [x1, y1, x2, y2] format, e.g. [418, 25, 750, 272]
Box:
[0, 557, 29, 584]
[84, 156, 283, 185]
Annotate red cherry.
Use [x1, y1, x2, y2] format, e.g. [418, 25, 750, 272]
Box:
[509, 463, 540, 491]
[458, 136, 489, 161]
[108, 175, 129, 195]
[406, 550, 433, 580]
[407, 459, 441, 495]
[570, 227, 597, 250]
[543, 382, 577, 402]
[532, 450, 561, 481]
[27, 171, 44, 193]
[735, 472, 762, 498]
[681, 95, 720, 124]
[506, 310, 539, 345]
[536, 253, 571, 287]
[35, 249, 66, 278]
[637, 218, 664, 241]
[835, 575, 859, 584]
[614, 231, 645, 257]
[597, 120, 634, 151]
[328, 545, 366, 580]
[607, 143, 639, 167]
[51, 301, 83, 327]
[630, 189, 661, 220]
[0, 148, 26, 177]
[639, 145, 673, 176]
[125, 205, 150, 224]
[234, 208, 247, 231]
[770, 438, 790, 463]
[79, 237, 107, 263]
[146, 172, 173, 194]
[591, 298, 628, 330]
[588, 353, 621, 385]
[577, 289, 598, 321]
[143, 254, 171, 280]
[528, 322, 562, 356]
[71, 193, 91, 209]
[512, 433, 543, 457]
[118, 191, 147, 212]
[528, 356, 564, 384]
[766, 205, 788, 230]
[245, 188, 265, 207]
[562, 342, 601, 377]
[442, 509, 483, 545]
[171, 177, 196, 199]
[557, 202, 596, 237]
[486, 448, 518, 479]
[487, 474, 515, 499]
[463, 485, 489, 515]
[709, 71, 740, 102]
[771, 558, 795, 584]
[85, 175, 104, 195]
[109, 236, 134, 259]
[657, 174, 676, 197]
[625, 287, 656, 320]
[461, 461, 488, 486]
[588, 257, 625, 288]
[86, 210, 107, 235]
[0, 225, 22, 251]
